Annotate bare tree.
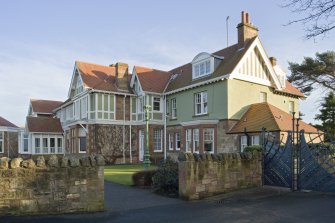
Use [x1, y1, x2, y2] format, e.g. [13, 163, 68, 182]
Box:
[283, 0, 335, 38]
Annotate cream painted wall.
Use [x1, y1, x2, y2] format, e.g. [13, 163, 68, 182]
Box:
[227, 79, 300, 120]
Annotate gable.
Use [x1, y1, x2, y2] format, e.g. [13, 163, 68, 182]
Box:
[231, 37, 283, 90]
[68, 66, 86, 99]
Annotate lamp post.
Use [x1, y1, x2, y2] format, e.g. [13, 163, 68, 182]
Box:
[144, 104, 151, 170]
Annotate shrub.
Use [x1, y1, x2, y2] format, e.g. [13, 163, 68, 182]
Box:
[132, 170, 157, 188]
[152, 158, 179, 197]
[244, 145, 262, 153]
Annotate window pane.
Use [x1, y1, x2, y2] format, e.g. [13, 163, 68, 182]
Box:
[80, 137, 87, 152]
[98, 94, 103, 110]
[200, 63, 205, 75]
[205, 60, 210, 73]
[153, 129, 162, 151]
[0, 141, 3, 153]
[153, 97, 160, 111]
[110, 95, 114, 112]
[90, 94, 95, 111]
[104, 95, 108, 111]
[204, 129, 214, 153]
[252, 135, 260, 145]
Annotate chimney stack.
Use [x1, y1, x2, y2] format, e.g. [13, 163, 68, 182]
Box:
[237, 11, 259, 48]
[115, 62, 128, 79]
[269, 57, 277, 66]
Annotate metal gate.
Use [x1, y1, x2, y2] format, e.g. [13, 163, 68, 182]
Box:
[263, 129, 335, 192]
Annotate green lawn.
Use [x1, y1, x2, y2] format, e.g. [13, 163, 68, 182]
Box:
[104, 164, 157, 186]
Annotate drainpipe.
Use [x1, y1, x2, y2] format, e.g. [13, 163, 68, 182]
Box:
[130, 124, 132, 163]
[123, 95, 126, 164]
[129, 96, 132, 163]
[164, 95, 167, 160]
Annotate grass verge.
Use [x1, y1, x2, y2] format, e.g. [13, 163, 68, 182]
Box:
[104, 164, 157, 186]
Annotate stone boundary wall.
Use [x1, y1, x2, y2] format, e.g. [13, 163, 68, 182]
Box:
[178, 152, 262, 200]
[0, 155, 105, 216]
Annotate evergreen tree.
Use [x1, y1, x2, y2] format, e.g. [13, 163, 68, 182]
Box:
[315, 92, 335, 139]
[288, 51, 335, 96]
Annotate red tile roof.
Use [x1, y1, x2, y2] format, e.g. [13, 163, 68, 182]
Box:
[31, 99, 63, 114]
[134, 66, 173, 93]
[76, 61, 132, 93]
[0, 116, 18, 128]
[26, 117, 63, 133]
[275, 81, 305, 98]
[229, 103, 319, 133]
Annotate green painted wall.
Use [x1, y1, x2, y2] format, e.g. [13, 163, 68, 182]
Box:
[166, 81, 228, 126]
[227, 79, 300, 119]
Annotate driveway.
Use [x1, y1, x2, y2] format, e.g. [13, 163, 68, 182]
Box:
[2, 183, 335, 223]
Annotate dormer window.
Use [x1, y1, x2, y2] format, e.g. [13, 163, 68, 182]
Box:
[192, 52, 220, 80]
[194, 60, 211, 78]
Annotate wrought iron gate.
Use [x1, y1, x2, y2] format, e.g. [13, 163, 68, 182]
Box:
[263, 129, 335, 192]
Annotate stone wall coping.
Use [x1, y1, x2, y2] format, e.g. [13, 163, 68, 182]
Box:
[0, 154, 105, 170]
[178, 151, 261, 162]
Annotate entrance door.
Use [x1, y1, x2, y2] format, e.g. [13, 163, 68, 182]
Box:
[139, 130, 144, 161]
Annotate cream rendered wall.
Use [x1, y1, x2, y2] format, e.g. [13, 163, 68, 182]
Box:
[227, 79, 300, 120]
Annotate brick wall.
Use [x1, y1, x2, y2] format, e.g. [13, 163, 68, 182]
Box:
[0, 154, 105, 216]
[178, 152, 262, 200]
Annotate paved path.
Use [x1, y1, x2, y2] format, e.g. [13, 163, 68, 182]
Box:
[2, 183, 335, 223]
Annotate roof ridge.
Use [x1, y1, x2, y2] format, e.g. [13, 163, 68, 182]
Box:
[76, 60, 113, 68]
[135, 65, 171, 74]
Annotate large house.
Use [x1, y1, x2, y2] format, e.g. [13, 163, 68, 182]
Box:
[17, 11, 319, 163]
[0, 116, 20, 158]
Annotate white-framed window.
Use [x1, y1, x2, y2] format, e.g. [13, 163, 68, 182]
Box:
[252, 135, 260, 145]
[195, 92, 208, 115]
[175, 132, 181, 150]
[79, 128, 86, 153]
[193, 129, 200, 153]
[204, 128, 214, 153]
[81, 96, 88, 119]
[35, 137, 41, 154]
[171, 98, 177, 119]
[50, 138, 56, 153]
[153, 129, 162, 152]
[96, 93, 115, 120]
[42, 137, 48, 153]
[289, 101, 294, 114]
[74, 100, 80, 120]
[153, 97, 161, 112]
[57, 138, 63, 153]
[185, 129, 192, 152]
[138, 97, 144, 113]
[0, 131, 3, 153]
[168, 133, 173, 151]
[23, 133, 29, 153]
[193, 60, 211, 79]
[66, 104, 74, 121]
[75, 74, 84, 95]
[166, 100, 170, 115]
[241, 135, 248, 152]
[260, 92, 267, 102]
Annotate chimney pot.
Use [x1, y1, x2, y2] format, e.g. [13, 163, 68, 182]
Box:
[241, 11, 246, 23]
[269, 57, 277, 66]
[237, 11, 259, 48]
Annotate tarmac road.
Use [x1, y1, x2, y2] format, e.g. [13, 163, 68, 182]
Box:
[2, 182, 335, 223]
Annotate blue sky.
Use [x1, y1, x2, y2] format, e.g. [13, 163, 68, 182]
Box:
[0, 0, 334, 126]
